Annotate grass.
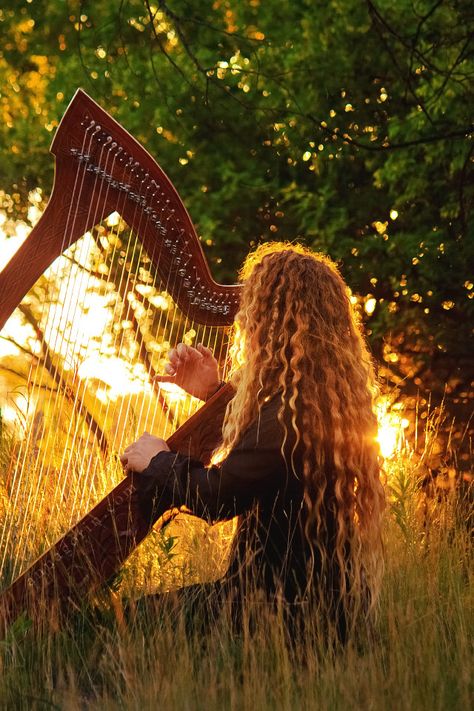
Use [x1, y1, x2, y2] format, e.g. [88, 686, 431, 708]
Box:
[0, 430, 472, 710]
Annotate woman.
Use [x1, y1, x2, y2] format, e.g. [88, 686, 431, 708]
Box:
[120, 242, 385, 643]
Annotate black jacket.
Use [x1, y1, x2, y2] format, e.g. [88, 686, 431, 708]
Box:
[138, 393, 328, 605]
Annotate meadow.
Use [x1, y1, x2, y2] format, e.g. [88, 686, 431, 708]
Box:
[0, 419, 472, 711]
[0, 2, 472, 707]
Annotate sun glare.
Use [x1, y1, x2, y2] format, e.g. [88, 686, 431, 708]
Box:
[0, 401, 25, 424]
[155, 381, 190, 402]
[0, 222, 29, 272]
[78, 356, 151, 396]
[376, 397, 410, 458]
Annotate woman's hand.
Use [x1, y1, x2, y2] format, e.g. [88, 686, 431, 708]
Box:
[120, 433, 170, 473]
[154, 342, 221, 401]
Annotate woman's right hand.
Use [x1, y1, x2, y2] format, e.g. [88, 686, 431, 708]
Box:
[153, 343, 222, 401]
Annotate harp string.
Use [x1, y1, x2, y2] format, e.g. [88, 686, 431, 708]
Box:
[63, 140, 178, 516]
[13, 135, 136, 572]
[54, 147, 126, 523]
[0, 128, 97, 577]
[10, 128, 95, 486]
[5, 128, 110, 576]
[0, 137, 232, 586]
[29, 136, 115, 512]
[31, 127, 106, 467]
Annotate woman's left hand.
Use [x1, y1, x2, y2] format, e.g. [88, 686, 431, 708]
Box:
[120, 433, 170, 473]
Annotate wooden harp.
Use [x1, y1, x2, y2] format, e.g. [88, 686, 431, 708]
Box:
[0, 90, 241, 624]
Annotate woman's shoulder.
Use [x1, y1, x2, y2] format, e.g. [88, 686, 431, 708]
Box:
[238, 391, 300, 452]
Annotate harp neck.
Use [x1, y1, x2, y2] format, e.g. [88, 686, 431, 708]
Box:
[0, 89, 241, 330]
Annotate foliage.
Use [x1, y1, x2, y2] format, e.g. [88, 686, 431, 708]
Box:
[0, 1, 473, 365]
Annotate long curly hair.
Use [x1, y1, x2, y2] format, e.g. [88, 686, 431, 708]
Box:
[221, 242, 385, 623]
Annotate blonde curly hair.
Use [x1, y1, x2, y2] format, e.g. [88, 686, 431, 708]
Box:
[221, 242, 385, 624]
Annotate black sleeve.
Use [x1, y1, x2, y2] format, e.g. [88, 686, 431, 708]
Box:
[137, 395, 290, 523]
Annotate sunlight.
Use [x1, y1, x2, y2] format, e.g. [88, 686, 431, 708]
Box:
[78, 356, 151, 396]
[155, 380, 190, 402]
[0, 401, 24, 424]
[376, 397, 410, 458]
[106, 211, 121, 227]
[0, 221, 29, 272]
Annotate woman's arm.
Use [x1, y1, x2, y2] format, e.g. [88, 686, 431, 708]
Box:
[137, 395, 289, 523]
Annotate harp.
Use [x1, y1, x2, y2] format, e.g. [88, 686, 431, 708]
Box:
[0, 90, 241, 624]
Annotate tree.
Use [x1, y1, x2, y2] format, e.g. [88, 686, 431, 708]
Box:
[0, 0, 473, 409]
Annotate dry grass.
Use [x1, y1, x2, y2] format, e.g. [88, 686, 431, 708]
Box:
[0, 425, 472, 710]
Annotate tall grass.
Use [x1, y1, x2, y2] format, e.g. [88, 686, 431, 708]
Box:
[0, 430, 472, 710]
